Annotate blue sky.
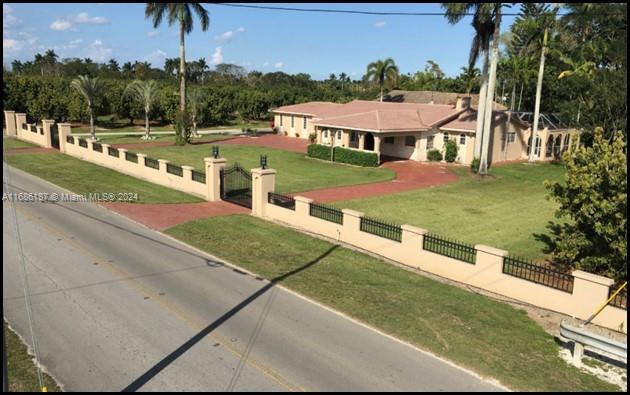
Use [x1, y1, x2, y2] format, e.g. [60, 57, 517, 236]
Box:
[3, 3, 518, 80]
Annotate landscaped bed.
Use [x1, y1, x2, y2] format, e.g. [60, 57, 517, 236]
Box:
[139, 144, 395, 193]
[336, 162, 566, 260]
[165, 214, 618, 392]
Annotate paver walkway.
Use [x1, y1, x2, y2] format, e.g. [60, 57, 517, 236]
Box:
[100, 201, 249, 230]
[295, 160, 459, 203]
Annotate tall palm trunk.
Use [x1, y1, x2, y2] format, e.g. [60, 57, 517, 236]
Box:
[510, 83, 516, 111]
[517, 83, 524, 111]
[474, 48, 490, 159]
[179, 23, 186, 113]
[145, 108, 151, 139]
[479, 3, 501, 175]
[380, 85, 384, 102]
[528, 27, 548, 162]
[89, 105, 95, 141]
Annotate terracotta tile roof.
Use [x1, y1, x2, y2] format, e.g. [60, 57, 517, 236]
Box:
[384, 90, 508, 110]
[271, 102, 345, 117]
[440, 109, 528, 133]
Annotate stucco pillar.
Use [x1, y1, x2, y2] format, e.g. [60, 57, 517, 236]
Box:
[340, 208, 364, 246]
[57, 123, 72, 153]
[571, 270, 614, 320]
[401, 225, 428, 268]
[341, 130, 350, 148]
[41, 119, 54, 148]
[316, 128, 322, 145]
[15, 113, 27, 138]
[4, 111, 16, 136]
[136, 153, 147, 168]
[117, 148, 128, 161]
[204, 157, 226, 201]
[359, 133, 365, 150]
[158, 159, 170, 174]
[294, 196, 313, 219]
[251, 167, 276, 217]
[181, 165, 194, 183]
[473, 244, 508, 287]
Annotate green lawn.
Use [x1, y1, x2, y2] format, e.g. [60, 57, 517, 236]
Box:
[139, 144, 395, 193]
[5, 320, 61, 392]
[91, 133, 233, 145]
[5, 152, 203, 204]
[337, 163, 566, 260]
[165, 215, 618, 392]
[3, 137, 39, 149]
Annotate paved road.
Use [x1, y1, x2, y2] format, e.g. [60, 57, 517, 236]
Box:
[2, 167, 504, 392]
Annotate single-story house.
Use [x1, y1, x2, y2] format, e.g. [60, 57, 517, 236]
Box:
[271, 98, 578, 165]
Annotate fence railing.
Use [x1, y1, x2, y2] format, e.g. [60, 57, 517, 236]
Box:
[66, 135, 74, 144]
[309, 202, 343, 224]
[144, 157, 159, 170]
[502, 256, 574, 293]
[125, 151, 138, 163]
[360, 216, 402, 242]
[423, 233, 477, 264]
[608, 285, 627, 310]
[166, 163, 183, 177]
[92, 142, 103, 152]
[108, 146, 119, 157]
[21, 123, 27, 130]
[191, 170, 205, 183]
[29, 124, 37, 133]
[78, 138, 88, 148]
[268, 192, 296, 210]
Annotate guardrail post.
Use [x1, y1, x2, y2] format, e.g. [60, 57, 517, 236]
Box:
[204, 157, 226, 202]
[251, 167, 276, 217]
[4, 111, 16, 136]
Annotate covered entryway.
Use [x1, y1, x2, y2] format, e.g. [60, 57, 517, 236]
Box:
[220, 163, 252, 208]
[364, 132, 375, 151]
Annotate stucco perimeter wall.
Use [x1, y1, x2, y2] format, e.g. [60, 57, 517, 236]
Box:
[59, 128, 211, 200]
[256, 177, 627, 332]
[13, 113, 52, 148]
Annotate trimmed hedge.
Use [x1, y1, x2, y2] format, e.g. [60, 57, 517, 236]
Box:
[427, 149, 443, 161]
[445, 140, 458, 163]
[306, 144, 379, 167]
[333, 146, 379, 167]
[307, 144, 333, 161]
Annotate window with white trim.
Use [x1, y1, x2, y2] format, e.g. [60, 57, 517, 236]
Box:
[337, 130, 342, 139]
[459, 134, 466, 145]
[384, 137, 394, 144]
[507, 132, 516, 143]
[350, 132, 357, 142]
[323, 130, 328, 138]
[405, 136, 416, 147]
[303, 117, 307, 129]
[443, 132, 449, 143]
[427, 135, 434, 149]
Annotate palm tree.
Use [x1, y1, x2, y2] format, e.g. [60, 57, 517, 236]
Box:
[145, 3, 210, 115]
[187, 87, 205, 137]
[71, 75, 103, 141]
[443, 3, 494, 165]
[460, 66, 481, 94]
[365, 58, 399, 102]
[124, 80, 159, 140]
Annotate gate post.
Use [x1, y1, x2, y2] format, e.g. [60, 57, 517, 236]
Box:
[42, 119, 55, 148]
[204, 156, 226, 201]
[57, 123, 72, 153]
[4, 111, 16, 136]
[251, 167, 276, 217]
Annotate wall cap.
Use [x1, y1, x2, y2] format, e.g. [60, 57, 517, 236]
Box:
[101, 143, 111, 148]
[401, 224, 428, 235]
[42, 119, 55, 124]
[158, 159, 170, 164]
[4, 110, 15, 114]
[294, 196, 314, 204]
[181, 165, 194, 170]
[342, 208, 364, 218]
[572, 270, 615, 286]
[475, 244, 508, 256]
[117, 148, 128, 152]
[136, 153, 147, 158]
[251, 168, 277, 175]
[203, 157, 227, 164]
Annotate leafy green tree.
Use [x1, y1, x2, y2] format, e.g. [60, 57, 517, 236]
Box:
[365, 58, 399, 102]
[444, 139, 458, 162]
[545, 129, 627, 282]
[187, 87, 205, 136]
[124, 79, 159, 139]
[71, 75, 103, 140]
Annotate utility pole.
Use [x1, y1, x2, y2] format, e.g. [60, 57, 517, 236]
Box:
[3, 322, 8, 392]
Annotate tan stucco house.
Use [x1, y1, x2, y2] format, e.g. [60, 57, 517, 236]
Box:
[272, 98, 578, 165]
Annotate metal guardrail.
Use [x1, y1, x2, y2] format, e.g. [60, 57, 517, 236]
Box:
[560, 321, 627, 363]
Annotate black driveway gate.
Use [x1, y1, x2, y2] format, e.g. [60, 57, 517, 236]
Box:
[220, 163, 252, 208]
[50, 124, 60, 149]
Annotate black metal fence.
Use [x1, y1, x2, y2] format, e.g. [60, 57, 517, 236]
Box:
[29, 124, 37, 133]
[144, 157, 159, 169]
[66, 135, 74, 144]
[108, 146, 119, 157]
[92, 142, 102, 152]
[21, 123, 27, 130]
[360, 216, 402, 242]
[268, 192, 295, 210]
[309, 202, 343, 224]
[191, 170, 206, 183]
[166, 163, 183, 177]
[608, 285, 627, 310]
[502, 256, 574, 293]
[78, 138, 88, 148]
[423, 233, 477, 264]
[125, 151, 138, 163]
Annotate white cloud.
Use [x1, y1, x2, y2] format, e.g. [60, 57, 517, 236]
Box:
[49, 12, 109, 31]
[147, 30, 159, 38]
[50, 20, 73, 31]
[236, 27, 245, 33]
[374, 21, 386, 28]
[274, 62, 283, 69]
[87, 39, 112, 62]
[144, 49, 167, 64]
[215, 27, 246, 43]
[3, 39, 21, 51]
[74, 12, 108, 25]
[211, 47, 223, 64]
[3, 4, 18, 30]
